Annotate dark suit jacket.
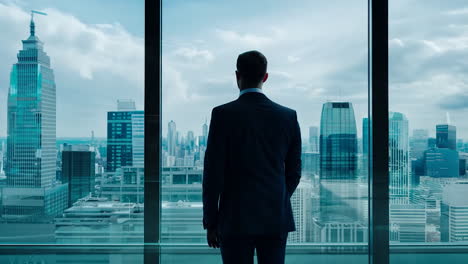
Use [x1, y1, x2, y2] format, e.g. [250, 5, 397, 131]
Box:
[202, 92, 302, 236]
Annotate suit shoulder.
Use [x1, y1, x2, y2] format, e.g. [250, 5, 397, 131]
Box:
[212, 99, 238, 113]
[269, 100, 297, 116]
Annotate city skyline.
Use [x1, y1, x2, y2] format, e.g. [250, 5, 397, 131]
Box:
[0, 0, 468, 248]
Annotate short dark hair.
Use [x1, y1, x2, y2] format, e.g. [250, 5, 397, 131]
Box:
[236, 50, 267, 85]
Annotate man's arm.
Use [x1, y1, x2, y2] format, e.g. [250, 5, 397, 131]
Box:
[285, 111, 302, 197]
[202, 107, 226, 231]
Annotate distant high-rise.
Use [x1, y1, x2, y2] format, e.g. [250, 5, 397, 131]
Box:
[436, 124, 456, 150]
[308, 126, 318, 153]
[410, 129, 429, 160]
[62, 145, 96, 206]
[186, 131, 195, 151]
[288, 180, 312, 243]
[301, 152, 320, 176]
[390, 204, 426, 242]
[441, 182, 468, 242]
[362, 118, 369, 155]
[107, 101, 144, 172]
[167, 121, 177, 156]
[200, 120, 208, 147]
[3, 15, 67, 218]
[319, 102, 358, 180]
[389, 112, 410, 199]
[131, 112, 144, 167]
[424, 148, 459, 178]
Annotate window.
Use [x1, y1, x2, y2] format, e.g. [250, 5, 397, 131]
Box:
[0, 1, 144, 246]
[389, 0, 468, 262]
[161, 0, 369, 252]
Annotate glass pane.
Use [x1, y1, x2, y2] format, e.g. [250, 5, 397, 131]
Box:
[0, 1, 144, 245]
[162, 0, 369, 262]
[390, 0, 468, 262]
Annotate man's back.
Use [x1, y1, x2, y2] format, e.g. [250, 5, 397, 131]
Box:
[203, 91, 302, 236]
[202, 50, 301, 264]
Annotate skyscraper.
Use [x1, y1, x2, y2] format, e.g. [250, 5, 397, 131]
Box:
[362, 118, 369, 155]
[131, 112, 144, 168]
[441, 182, 468, 242]
[436, 124, 456, 150]
[316, 102, 365, 243]
[107, 101, 144, 172]
[410, 129, 428, 160]
[319, 102, 358, 180]
[62, 145, 96, 206]
[389, 112, 410, 199]
[424, 148, 459, 178]
[167, 120, 177, 156]
[308, 126, 319, 153]
[390, 204, 426, 242]
[3, 15, 67, 218]
[186, 131, 195, 151]
[200, 120, 208, 147]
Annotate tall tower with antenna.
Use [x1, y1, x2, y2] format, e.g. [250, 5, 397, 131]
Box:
[3, 11, 68, 220]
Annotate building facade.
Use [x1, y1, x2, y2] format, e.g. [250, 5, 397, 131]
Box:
[107, 104, 144, 172]
[62, 145, 96, 206]
[436, 124, 456, 151]
[389, 112, 410, 199]
[319, 102, 358, 180]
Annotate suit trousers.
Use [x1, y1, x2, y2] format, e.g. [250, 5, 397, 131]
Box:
[220, 233, 288, 264]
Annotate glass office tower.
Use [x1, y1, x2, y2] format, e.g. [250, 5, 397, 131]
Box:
[3, 15, 67, 219]
[389, 112, 410, 200]
[319, 102, 358, 180]
[316, 102, 366, 242]
[436, 124, 456, 151]
[62, 145, 96, 207]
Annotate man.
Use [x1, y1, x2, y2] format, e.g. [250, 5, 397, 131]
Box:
[203, 50, 302, 264]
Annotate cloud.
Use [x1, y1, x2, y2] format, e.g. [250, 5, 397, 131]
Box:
[444, 8, 468, 16]
[174, 47, 215, 63]
[439, 94, 468, 110]
[215, 29, 274, 48]
[287, 55, 301, 63]
[390, 38, 405, 47]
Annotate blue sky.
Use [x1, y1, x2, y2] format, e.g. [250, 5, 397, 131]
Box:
[0, 0, 468, 140]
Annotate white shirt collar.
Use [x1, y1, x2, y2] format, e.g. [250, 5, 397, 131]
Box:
[239, 88, 263, 96]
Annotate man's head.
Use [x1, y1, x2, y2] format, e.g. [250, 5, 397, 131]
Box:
[236, 50, 268, 90]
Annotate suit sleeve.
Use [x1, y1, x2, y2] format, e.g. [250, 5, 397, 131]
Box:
[285, 111, 302, 197]
[202, 108, 226, 230]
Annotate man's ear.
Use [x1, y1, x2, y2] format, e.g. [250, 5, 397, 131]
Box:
[235, 71, 241, 81]
[262, 72, 269, 83]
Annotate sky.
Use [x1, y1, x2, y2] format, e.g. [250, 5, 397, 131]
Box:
[0, 0, 467, 139]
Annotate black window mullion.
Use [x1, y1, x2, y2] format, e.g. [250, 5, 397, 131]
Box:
[369, 0, 389, 264]
[144, 0, 162, 263]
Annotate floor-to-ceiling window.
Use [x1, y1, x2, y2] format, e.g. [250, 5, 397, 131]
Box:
[389, 0, 468, 263]
[161, 0, 369, 263]
[0, 1, 144, 263]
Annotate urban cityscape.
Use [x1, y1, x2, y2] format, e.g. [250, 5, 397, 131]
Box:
[1, 7, 468, 249]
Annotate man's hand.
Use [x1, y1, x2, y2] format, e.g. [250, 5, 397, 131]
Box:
[207, 228, 220, 248]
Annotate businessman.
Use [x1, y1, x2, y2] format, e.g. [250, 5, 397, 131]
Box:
[202, 50, 302, 264]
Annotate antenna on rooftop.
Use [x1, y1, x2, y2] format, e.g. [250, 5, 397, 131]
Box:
[30, 10, 47, 36]
[32, 10, 48, 17]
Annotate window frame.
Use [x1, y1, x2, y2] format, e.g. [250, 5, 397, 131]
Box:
[145, 0, 390, 263]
